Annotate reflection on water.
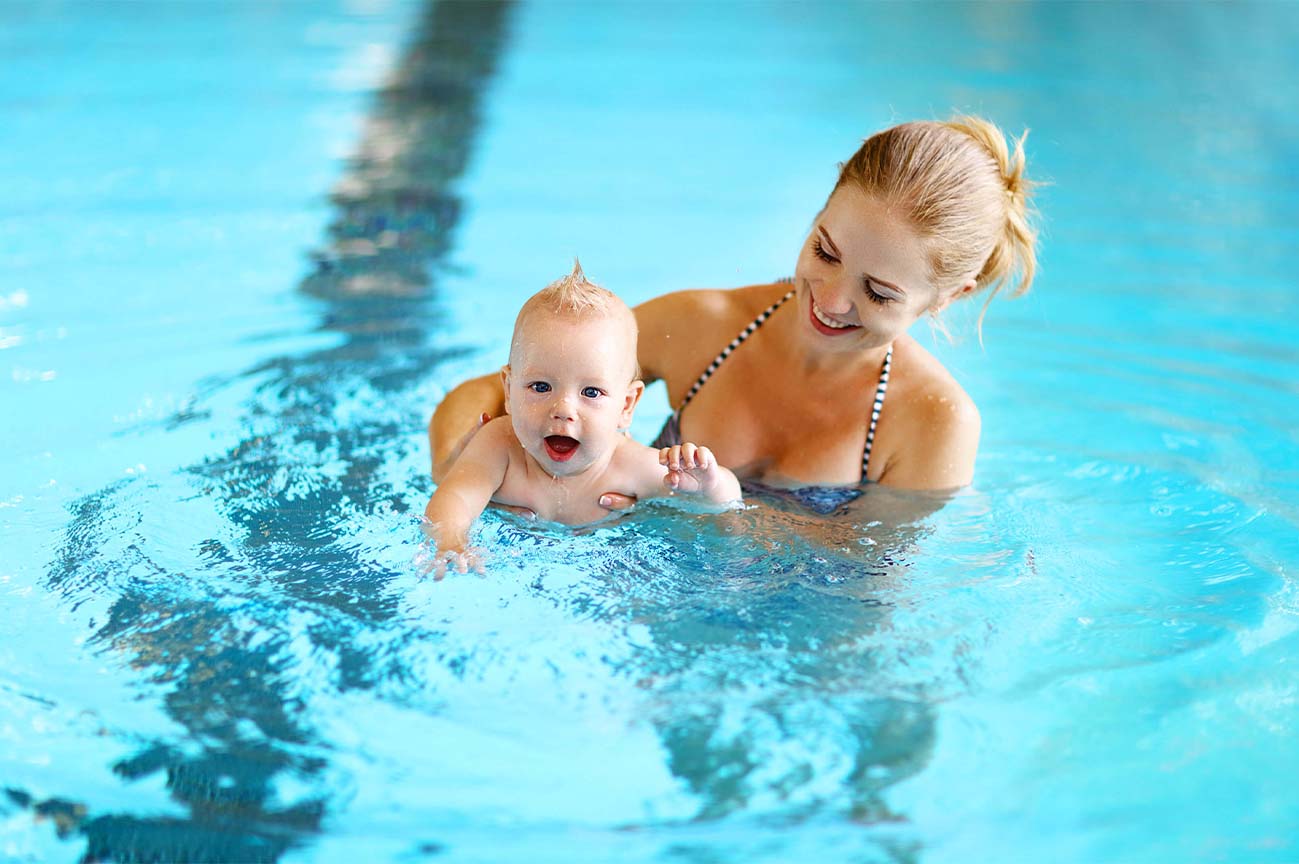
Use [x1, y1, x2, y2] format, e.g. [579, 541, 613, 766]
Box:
[38, 1, 517, 859]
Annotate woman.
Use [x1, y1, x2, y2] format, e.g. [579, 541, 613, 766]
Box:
[430, 116, 1037, 502]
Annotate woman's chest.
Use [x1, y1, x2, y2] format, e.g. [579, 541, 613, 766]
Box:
[674, 352, 873, 485]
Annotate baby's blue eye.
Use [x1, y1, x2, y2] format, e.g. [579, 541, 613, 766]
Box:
[581, 387, 603, 399]
[528, 382, 551, 393]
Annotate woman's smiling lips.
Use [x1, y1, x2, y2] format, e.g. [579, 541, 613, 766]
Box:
[808, 296, 861, 336]
[544, 435, 580, 462]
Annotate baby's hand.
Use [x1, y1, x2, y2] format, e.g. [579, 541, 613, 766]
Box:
[415, 543, 487, 580]
[660, 443, 723, 496]
[417, 515, 486, 580]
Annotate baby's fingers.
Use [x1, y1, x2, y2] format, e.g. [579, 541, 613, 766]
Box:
[695, 446, 714, 471]
[679, 442, 698, 469]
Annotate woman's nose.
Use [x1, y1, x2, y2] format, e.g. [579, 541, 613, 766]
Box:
[818, 277, 855, 315]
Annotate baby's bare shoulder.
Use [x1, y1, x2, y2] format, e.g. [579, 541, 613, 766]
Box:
[606, 436, 669, 500]
[465, 417, 527, 480]
[467, 415, 519, 454]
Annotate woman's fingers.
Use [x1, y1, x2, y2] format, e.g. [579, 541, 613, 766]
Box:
[459, 412, 491, 452]
[495, 503, 538, 520]
[598, 492, 638, 511]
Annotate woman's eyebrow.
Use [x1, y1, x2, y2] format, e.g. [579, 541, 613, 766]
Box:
[820, 225, 906, 295]
[817, 225, 843, 257]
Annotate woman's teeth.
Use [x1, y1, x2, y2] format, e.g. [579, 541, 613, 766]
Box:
[812, 300, 856, 329]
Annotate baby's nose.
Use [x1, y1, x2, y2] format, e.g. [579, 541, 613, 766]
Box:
[551, 397, 576, 421]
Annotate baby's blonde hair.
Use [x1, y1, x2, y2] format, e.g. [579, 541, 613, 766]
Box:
[520, 258, 625, 318]
[836, 116, 1039, 332]
[510, 260, 639, 378]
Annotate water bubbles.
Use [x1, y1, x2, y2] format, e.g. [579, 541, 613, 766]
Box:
[0, 290, 30, 311]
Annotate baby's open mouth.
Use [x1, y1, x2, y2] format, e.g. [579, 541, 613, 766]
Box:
[544, 435, 580, 462]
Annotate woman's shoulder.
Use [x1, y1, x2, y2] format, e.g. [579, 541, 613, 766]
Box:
[635, 281, 790, 339]
[632, 282, 791, 384]
[892, 336, 979, 424]
[877, 336, 980, 487]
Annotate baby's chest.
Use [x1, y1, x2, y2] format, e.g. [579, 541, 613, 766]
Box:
[491, 467, 624, 526]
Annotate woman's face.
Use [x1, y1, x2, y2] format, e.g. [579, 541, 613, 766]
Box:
[793, 184, 942, 354]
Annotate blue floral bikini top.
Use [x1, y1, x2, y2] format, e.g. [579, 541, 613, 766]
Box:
[651, 282, 893, 515]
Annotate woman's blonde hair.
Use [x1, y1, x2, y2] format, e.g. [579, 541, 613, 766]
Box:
[835, 116, 1039, 327]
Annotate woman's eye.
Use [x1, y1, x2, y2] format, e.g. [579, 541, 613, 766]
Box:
[528, 382, 551, 393]
[812, 236, 838, 264]
[581, 387, 603, 399]
[863, 281, 895, 306]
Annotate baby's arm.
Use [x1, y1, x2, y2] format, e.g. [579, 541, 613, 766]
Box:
[657, 442, 742, 505]
[422, 419, 511, 576]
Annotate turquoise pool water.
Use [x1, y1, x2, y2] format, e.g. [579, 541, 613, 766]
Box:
[3, 1, 1299, 861]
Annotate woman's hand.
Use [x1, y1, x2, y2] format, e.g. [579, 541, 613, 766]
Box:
[429, 373, 508, 482]
[597, 492, 639, 512]
[433, 412, 492, 482]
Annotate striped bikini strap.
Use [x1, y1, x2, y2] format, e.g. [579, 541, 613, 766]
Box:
[676, 288, 796, 412]
[861, 345, 893, 479]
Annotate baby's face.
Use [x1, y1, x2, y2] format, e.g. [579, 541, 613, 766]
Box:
[503, 310, 641, 478]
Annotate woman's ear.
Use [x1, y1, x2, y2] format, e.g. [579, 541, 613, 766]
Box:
[931, 278, 978, 315]
[620, 379, 646, 426]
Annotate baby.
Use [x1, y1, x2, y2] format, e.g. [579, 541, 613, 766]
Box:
[422, 262, 741, 575]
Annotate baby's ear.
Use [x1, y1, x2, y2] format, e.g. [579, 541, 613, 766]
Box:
[499, 365, 512, 413]
[620, 379, 645, 425]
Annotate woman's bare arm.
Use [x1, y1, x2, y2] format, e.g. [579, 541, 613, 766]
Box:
[428, 372, 506, 482]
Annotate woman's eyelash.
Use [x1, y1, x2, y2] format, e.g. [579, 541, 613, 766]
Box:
[811, 236, 837, 263]
[863, 283, 893, 306]
[814, 236, 894, 305]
